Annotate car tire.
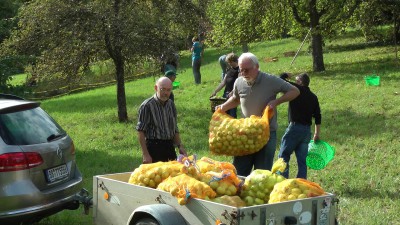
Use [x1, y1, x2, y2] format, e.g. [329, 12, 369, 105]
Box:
[134, 217, 159, 225]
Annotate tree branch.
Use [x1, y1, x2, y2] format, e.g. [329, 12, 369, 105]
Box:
[289, 0, 308, 27]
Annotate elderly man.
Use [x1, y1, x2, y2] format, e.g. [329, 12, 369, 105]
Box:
[136, 77, 187, 163]
[218, 52, 300, 176]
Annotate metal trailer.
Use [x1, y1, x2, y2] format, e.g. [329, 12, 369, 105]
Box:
[93, 172, 338, 225]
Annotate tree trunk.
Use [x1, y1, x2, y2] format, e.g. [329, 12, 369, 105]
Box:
[311, 32, 325, 72]
[115, 57, 128, 122]
[241, 43, 249, 53]
[110, 0, 128, 123]
[113, 51, 128, 122]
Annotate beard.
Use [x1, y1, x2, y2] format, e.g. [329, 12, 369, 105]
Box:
[157, 93, 170, 102]
[243, 76, 256, 85]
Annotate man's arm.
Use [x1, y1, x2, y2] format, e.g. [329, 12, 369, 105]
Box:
[268, 85, 300, 109]
[138, 131, 152, 164]
[313, 124, 321, 142]
[211, 76, 227, 97]
[173, 133, 187, 156]
[219, 94, 240, 112]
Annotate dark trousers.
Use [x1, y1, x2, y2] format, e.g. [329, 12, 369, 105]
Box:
[146, 139, 177, 163]
[192, 59, 201, 84]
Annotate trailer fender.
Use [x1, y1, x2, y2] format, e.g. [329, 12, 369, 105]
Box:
[127, 204, 187, 225]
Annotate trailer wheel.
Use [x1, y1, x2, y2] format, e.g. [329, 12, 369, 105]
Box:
[134, 217, 159, 225]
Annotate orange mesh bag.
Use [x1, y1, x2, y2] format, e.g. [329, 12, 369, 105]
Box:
[209, 106, 273, 156]
[268, 178, 326, 204]
[128, 161, 184, 188]
[195, 156, 237, 174]
[197, 170, 242, 196]
[157, 173, 217, 205]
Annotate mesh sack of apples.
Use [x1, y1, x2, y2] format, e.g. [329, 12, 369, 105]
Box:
[239, 158, 287, 206]
[268, 178, 326, 204]
[157, 173, 217, 205]
[128, 161, 184, 188]
[209, 106, 273, 156]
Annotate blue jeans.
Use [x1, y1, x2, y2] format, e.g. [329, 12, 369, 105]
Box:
[233, 131, 277, 176]
[278, 123, 311, 179]
[192, 59, 201, 84]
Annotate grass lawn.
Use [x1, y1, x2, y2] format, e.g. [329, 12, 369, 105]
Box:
[34, 30, 399, 225]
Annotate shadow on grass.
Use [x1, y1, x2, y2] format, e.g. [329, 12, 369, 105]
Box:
[325, 40, 392, 53]
[311, 58, 400, 80]
[339, 186, 400, 199]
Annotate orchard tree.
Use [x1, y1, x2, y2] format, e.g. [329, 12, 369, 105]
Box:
[288, 0, 361, 72]
[355, 0, 400, 42]
[207, 0, 268, 52]
[2, 0, 202, 122]
[0, 0, 27, 91]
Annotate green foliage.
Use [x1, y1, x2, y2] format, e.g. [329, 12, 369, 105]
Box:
[0, 0, 25, 42]
[0, 55, 32, 93]
[1, 0, 205, 121]
[206, 0, 266, 49]
[352, 0, 400, 42]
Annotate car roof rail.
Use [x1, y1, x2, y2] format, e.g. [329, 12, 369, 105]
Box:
[0, 93, 26, 100]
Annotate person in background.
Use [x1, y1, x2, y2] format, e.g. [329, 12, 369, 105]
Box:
[218, 54, 228, 80]
[165, 70, 177, 102]
[278, 72, 321, 179]
[190, 36, 203, 84]
[210, 53, 240, 118]
[161, 52, 179, 74]
[136, 77, 187, 164]
[217, 52, 300, 176]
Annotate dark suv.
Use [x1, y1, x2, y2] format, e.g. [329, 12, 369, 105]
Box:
[0, 94, 84, 224]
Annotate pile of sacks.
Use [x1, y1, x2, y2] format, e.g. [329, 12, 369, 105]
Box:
[128, 156, 327, 206]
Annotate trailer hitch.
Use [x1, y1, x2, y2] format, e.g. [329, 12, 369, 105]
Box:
[75, 188, 93, 215]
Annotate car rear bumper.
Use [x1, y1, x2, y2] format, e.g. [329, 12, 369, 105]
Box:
[0, 172, 83, 223]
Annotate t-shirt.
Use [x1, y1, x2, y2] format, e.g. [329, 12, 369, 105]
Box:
[224, 66, 239, 93]
[192, 42, 202, 61]
[233, 71, 293, 131]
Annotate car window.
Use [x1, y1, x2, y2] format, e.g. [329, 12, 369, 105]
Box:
[0, 106, 66, 145]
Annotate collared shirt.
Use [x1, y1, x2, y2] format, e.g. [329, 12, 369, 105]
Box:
[233, 71, 293, 131]
[136, 94, 179, 140]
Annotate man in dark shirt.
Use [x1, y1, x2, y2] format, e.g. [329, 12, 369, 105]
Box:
[210, 53, 239, 118]
[136, 77, 187, 163]
[278, 73, 321, 179]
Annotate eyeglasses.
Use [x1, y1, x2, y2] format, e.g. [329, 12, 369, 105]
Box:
[159, 87, 172, 93]
[240, 67, 254, 73]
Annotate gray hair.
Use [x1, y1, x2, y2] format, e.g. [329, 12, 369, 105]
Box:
[238, 52, 259, 67]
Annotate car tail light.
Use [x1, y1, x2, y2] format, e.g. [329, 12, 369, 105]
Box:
[0, 152, 43, 172]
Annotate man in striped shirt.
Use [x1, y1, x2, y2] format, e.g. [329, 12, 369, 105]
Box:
[136, 77, 187, 163]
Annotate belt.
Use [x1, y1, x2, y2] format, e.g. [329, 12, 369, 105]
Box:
[146, 139, 173, 145]
[290, 122, 310, 126]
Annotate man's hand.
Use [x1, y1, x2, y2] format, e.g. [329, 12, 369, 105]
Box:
[267, 99, 279, 110]
[313, 134, 320, 142]
[142, 153, 152, 164]
[178, 145, 188, 156]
